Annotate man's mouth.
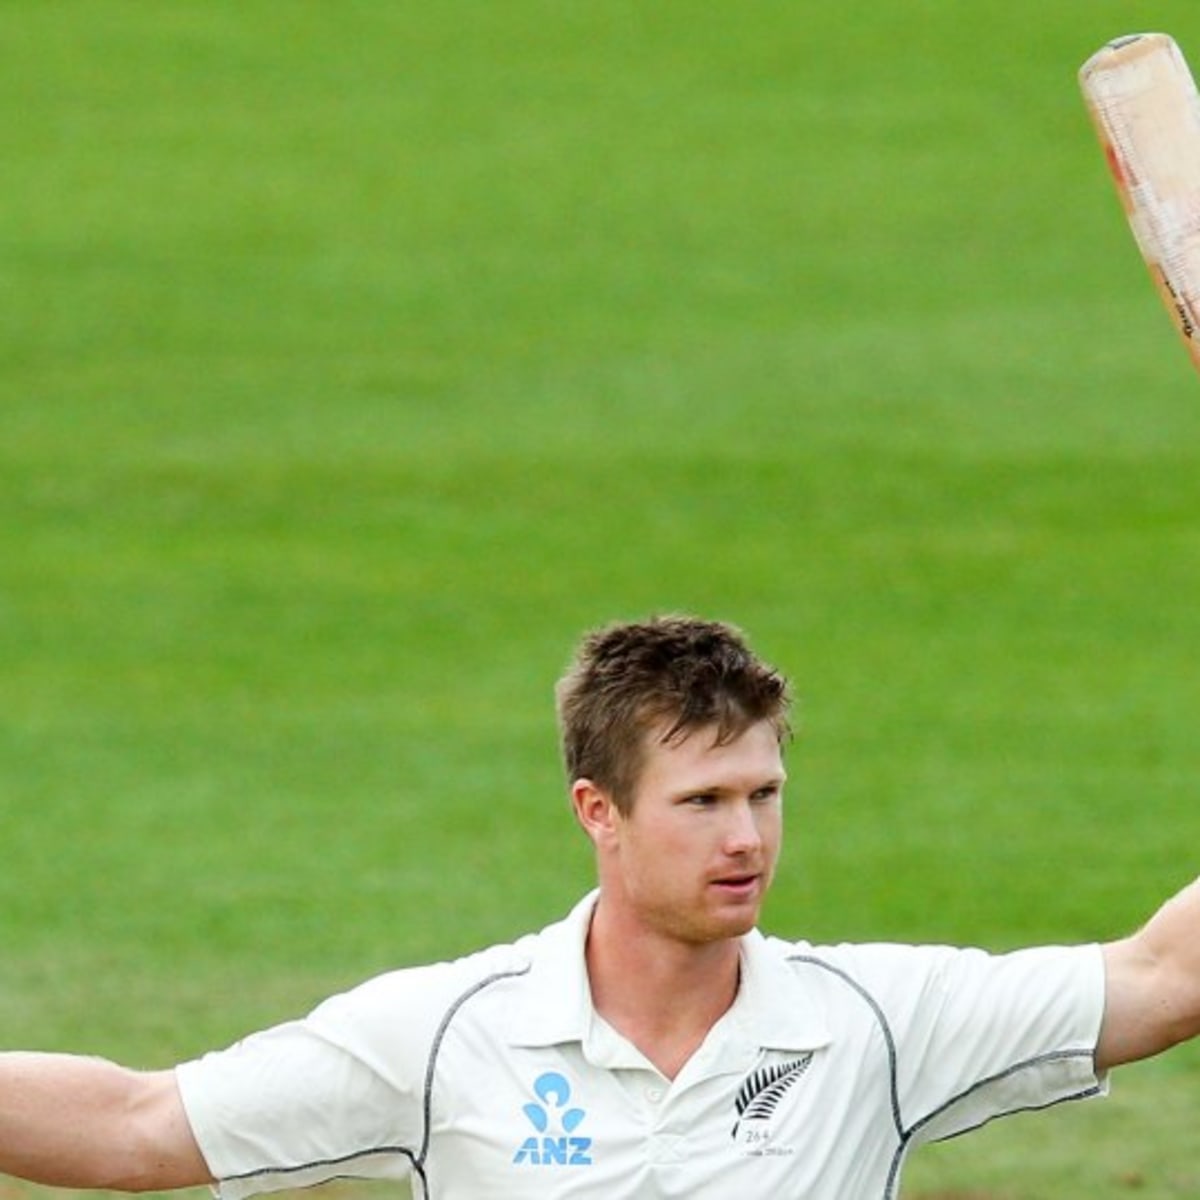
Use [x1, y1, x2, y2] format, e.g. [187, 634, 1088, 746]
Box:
[711, 873, 760, 896]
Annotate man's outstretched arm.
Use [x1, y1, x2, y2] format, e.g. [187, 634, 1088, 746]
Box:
[0, 1053, 212, 1192]
[1098, 874, 1200, 1071]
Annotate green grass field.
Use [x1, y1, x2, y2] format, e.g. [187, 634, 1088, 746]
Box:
[3, 2, 1200, 1196]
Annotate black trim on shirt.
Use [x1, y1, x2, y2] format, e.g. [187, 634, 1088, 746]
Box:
[787, 952, 1100, 1200]
[217, 965, 531, 1198]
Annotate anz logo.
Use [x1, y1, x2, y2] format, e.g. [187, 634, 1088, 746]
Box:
[512, 1071, 593, 1167]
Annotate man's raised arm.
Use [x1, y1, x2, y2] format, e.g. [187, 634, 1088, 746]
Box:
[0, 1053, 211, 1192]
[1098, 874, 1200, 1071]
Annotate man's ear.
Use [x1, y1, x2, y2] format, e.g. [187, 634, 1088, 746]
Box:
[571, 778, 622, 848]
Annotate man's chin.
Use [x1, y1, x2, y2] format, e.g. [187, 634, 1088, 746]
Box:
[700, 898, 762, 940]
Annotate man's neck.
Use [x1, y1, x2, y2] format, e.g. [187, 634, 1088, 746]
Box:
[584, 898, 743, 1080]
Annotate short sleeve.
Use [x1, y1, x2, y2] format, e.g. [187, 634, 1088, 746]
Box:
[177, 1019, 418, 1198]
[869, 941, 1109, 1144]
[174, 951, 521, 1199]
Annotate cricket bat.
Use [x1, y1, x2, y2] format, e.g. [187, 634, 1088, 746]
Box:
[1080, 33, 1200, 375]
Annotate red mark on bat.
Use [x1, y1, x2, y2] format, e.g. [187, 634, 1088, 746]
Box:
[1105, 142, 1129, 187]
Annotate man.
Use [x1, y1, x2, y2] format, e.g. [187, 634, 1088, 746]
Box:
[0, 614, 1198, 1198]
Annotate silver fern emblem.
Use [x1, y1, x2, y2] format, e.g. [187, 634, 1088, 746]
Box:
[731, 1056, 813, 1137]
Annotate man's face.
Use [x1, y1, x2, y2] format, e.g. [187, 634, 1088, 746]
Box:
[598, 719, 785, 945]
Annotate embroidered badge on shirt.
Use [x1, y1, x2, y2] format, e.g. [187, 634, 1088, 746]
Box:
[731, 1056, 813, 1155]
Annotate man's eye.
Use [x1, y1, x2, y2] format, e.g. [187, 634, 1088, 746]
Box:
[685, 793, 717, 807]
[752, 786, 780, 803]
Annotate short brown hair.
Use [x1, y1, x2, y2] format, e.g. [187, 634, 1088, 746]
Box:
[555, 615, 791, 812]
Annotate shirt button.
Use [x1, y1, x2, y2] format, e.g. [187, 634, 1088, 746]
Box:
[645, 1086, 663, 1103]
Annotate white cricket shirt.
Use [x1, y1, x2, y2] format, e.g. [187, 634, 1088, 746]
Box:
[176, 892, 1106, 1200]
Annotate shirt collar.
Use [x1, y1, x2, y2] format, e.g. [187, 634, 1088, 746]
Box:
[505, 891, 600, 1048]
[732, 927, 831, 1052]
[506, 891, 830, 1056]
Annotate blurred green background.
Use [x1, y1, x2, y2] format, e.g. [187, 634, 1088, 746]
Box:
[3, 2, 1200, 1196]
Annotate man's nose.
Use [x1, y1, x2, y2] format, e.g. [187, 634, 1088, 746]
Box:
[722, 799, 763, 854]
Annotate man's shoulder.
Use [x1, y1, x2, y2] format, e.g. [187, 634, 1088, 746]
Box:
[751, 931, 998, 1019]
[295, 936, 533, 1072]
[761, 932, 949, 969]
[308, 899, 589, 1038]
[322, 935, 534, 1016]
[756, 931, 1103, 1023]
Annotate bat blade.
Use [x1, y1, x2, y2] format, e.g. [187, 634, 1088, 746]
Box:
[1080, 32, 1200, 375]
